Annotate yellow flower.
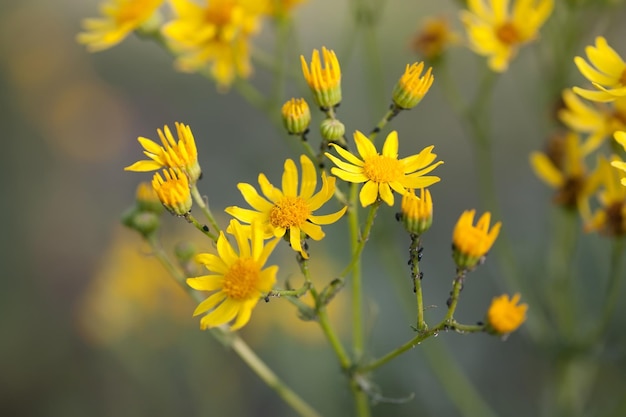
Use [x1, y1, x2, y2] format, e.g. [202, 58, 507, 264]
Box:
[77, 0, 164, 52]
[187, 220, 280, 330]
[615, 130, 626, 153]
[125, 122, 201, 183]
[325, 130, 443, 207]
[392, 62, 434, 110]
[225, 155, 347, 258]
[487, 293, 528, 335]
[460, 0, 553, 72]
[559, 89, 626, 154]
[162, 0, 262, 89]
[400, 188, 433, 235]
[301, 47, 342, 109]
[152, 168, 193, 215]
[585, 156, 626, 236]
[530, 132, 596, 211]
[612, 131, 626, 182]
[452, 209, 501, 270]
[281, 98, 311, 135]
[411, 16, 460, 61]
[573, 37, 626, 102]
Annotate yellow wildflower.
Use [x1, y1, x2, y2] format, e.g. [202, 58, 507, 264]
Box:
[530, 132, 596, 211]
[225, 155, 347, 258]
[585, 156, 626, 236]
[400, 188, 433, 235]
[392, 62, 434, 110]
[573, 37, 626, 102]
[301, 47, 342, 109]
[487, 293, 528, 335]
[162, 0, 262, 89]
[411, 16, 460, 61]
[460, 0, 553, 72]
[188, 220, 280, 330]
[559, 89, 626, 154]
[125, 122, 201, 183]
[452, 209, 501, 270]
[325, 130, 443, 207]
[152, 168, 192, 215]
[77, 0, 164, 52]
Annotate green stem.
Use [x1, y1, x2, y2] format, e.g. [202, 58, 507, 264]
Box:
[190, 184, 221, 238]
[593, 236, 626, 339]
[368, 105, 401, 144]
[145, 235, 323, 417]
[340, 199, 380, 279]
[183, 212, 218, 241]
[408, 234, 426, 331]
[443, 269, 467, 324]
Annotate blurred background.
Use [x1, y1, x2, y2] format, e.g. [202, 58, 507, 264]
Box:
[1, 0, 626, 416]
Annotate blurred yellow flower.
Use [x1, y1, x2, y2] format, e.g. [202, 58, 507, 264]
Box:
[392, 62, 434, 110]
[411, 16, 460, 61]
[152, 168, 193, 215]
[530, 132, 598, 212]
[262, 0, 307, 16]
[225, 155, 347, 258]
[452, 209, 501, 269]
[559, 89, 626, 154]
[460, 0, 553, 72]
[487, 293, 528, 335]
[573, 37, 626, 102]
[125, 122, 201, 183]
[162, 0, 262, 89]
[188, 220, 280, 330]
[585, 156, 626, 236]
[325, 130, 443, 207]
[77, 0, 164, 52]
[301, 47, 342, 109]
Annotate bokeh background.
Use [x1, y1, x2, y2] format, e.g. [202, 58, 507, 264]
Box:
[2, 0, 626, 416]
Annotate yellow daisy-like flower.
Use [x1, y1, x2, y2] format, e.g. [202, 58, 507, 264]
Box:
[559, 89, 626, 154]
[460, 0, 554, 72]
[225, 155, 347, 258]
[452, 209, 501, 270]
[125, 122, 201, 183]
[585, 156, 626, 236]
[392, 62, 435, 110]
[400, 188, 433, 235]
[530, 132, 596, 211]
[301, 47, 342, 109]
[487, 293, 528, 335]
[152, 168, 192, 215]
[411, 16, 460, 61]
[325, 130, 443, 207]
[187, 220, 280, 330]
[162, 0, 262, 89]
[77, 0, 164, 52]
[573, 37, 626, 102]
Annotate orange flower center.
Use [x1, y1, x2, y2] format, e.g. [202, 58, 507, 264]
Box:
[496, 22, 521, 45]
[269, 196, 310, 228]
[363, 155, 403, 183]
[222, 258, 261, 300]
[620, 68, 626, 86]
[205, 0, 236, 26]
[114, 0, 156, 25]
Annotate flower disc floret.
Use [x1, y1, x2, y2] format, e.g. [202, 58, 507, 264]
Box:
[325, 130, 443, 207]
[187, 220, 280, 330]
[125, 122, 201, 183]
[573, 37, 626, 102]
[452, 209, 501, 269]
[487, 293, 528, 335]
[225, 155, 347, 258]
